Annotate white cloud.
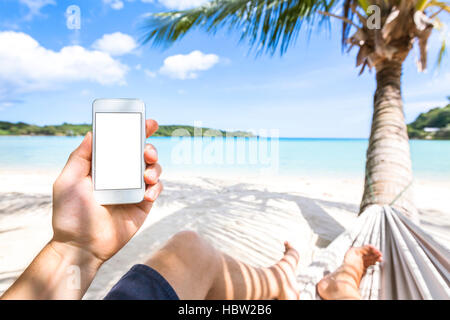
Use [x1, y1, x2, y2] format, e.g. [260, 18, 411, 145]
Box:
[103, 0, 124, 10]
[159, 50, 219, 79]
[19, 0, 56, 20]
[92, 32, 137, 56]
[141, 0, 209, 10]
[0, 31, 128, 103]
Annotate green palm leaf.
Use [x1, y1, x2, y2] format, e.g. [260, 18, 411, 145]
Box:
[142, 0, 449, 66]
[142, 0, 337, 55]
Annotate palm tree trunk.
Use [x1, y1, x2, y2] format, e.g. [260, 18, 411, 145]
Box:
[360, 60, 417, 217]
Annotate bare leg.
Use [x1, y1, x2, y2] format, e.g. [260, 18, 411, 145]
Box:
[317, 245, 383, 300]
[145, 231, 300, 300]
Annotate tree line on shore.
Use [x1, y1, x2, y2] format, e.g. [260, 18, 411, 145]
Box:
[0, 121, 253, 138]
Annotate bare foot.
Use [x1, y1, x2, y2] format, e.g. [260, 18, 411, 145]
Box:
[343, 245, 383, 274]
[317, 245, 382, 300]
[269, 241, 300, 300]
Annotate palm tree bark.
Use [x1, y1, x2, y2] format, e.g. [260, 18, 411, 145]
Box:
[360, 60, 417, 217]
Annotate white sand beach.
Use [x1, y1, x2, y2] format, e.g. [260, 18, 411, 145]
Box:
[0, 169, 449, 299]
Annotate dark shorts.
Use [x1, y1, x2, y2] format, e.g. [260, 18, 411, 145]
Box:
[104, 264, 179, 300]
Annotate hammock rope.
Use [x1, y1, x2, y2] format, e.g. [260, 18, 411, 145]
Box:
[365, 171, 414, 208]
[389, 179, 414, 206]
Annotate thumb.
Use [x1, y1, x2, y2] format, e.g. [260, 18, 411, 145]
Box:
[62, 132, 92, 179]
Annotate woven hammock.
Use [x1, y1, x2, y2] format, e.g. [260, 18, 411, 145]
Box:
[297, 205, 450, 300]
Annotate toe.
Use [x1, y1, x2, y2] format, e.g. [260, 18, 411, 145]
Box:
[360, 245, 383, 267]
[281, 241, 300, 271]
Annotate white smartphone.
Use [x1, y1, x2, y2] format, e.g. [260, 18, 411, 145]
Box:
[92, 98, 146, 205]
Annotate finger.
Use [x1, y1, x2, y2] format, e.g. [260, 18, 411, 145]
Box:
[146, 119, 158, 138]
[144, 180, 163, 202]
[61, 132, 92, 179]
[144, 144, 158, 164]
[144, 163, 162, 185]
[137, 181, 163, 213]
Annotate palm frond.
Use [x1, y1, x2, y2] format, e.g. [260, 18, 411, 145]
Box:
[433, 17, 448, 67]
[437, 38, 447, 65]
[416, 0, 428, 11]
[357, 0, 369, 12]
[142, 0, 337, 55]
[425, 0, 450, 14]
[142, 0, 448, 72]
[342, 0, 353, 49]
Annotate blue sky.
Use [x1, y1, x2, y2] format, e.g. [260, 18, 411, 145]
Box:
[0, 0, 448, 138]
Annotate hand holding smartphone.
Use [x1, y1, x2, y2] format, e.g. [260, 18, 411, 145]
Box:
[92, 98, 146, 205]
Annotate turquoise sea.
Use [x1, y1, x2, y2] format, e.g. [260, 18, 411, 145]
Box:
[0, 136, 449, 181]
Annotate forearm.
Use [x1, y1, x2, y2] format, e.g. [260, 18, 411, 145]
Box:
[1, 241, 102, 300]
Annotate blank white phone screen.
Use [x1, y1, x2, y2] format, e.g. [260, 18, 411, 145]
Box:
[95, 113, 141, 190]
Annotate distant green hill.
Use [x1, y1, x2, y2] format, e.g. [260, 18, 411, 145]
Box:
[152, 125, 253, 137]
[0, 121, 253, 137]
[407, 100, 450, 140]
[0, 121, 91, 136]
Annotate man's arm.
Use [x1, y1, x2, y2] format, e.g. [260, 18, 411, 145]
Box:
[1, 119, 162, 300]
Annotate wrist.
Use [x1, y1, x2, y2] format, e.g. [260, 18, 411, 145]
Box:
[48, 240, 103, 274]
[2, 241, 103, 300]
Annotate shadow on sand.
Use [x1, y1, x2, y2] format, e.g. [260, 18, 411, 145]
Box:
[86, 178, 358, 299]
